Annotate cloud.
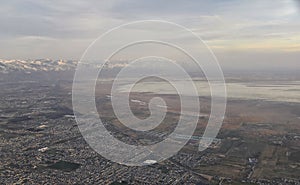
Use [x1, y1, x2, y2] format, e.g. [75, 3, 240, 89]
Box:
[0, 0, 299, 60]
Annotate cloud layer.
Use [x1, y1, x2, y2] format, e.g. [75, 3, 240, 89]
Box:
[0, 0, 299, 70]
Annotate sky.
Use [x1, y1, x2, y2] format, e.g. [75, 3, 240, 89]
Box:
[0, 0, 300, 70]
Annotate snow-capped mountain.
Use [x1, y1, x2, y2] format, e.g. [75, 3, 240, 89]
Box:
[0, 59, 77, 73]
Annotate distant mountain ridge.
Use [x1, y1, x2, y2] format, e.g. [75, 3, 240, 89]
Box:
[1, 59, 299, 81]
[0, 59, 77, 73]
[0, 59, 127, 81]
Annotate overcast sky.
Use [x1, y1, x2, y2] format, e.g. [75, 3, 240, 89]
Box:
[0, 0, 299, 70]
